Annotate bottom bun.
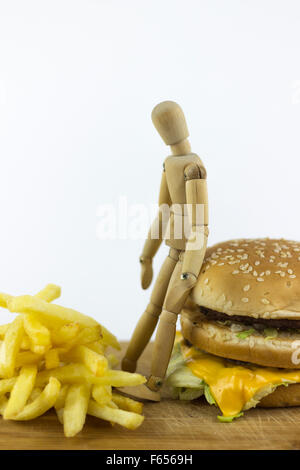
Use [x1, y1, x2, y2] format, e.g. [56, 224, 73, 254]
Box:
[180, 309, 300, 369]
[258, 383, 300, 408]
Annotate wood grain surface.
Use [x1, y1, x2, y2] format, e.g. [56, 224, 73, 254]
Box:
[0, 342, 300, 450]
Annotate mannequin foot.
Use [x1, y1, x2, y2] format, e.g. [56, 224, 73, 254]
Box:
[121, 357, 137, 373]
[117, 384, 161, 402]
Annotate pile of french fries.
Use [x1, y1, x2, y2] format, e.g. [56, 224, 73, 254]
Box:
[0, 284, 145, 437]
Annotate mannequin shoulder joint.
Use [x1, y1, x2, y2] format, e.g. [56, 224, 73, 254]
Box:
[184, 163, 207, 180]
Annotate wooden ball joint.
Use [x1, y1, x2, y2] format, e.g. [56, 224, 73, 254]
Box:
[121, 101, 209, 401]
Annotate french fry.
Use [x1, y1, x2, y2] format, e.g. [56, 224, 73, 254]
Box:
[106, 353, 119, 369]
[0, 293, 12, 309]
[0, 324, 9, 338]
[107, 400, 118, 409]
[66, 326, 102, 349]
[28, 387, 42, 403]
[92, 384, 112, 406]
[20, 335, 31, 350]
[112, 393, 143, 414]
[88, 400, 144, 430]
[8, 296, 99, 329]
[4, 365, 37, 418]
[51, 323, 80, 346]
[11, 377, 61, 421]
[62, 345, 108, 376]
[45, 349, 60, 370]
[35, 284, 61, 303]
[100, 325, 120, 350]
[63, 384, 90, 437]
[0, 316, 24, 378]
[36, 363, 92, 386]
[16, 350, 43, 368]
[86, 341, 106, 355]
[36, 364, 146, 388]
[92, 370, 146, 387]
[0, 377, 17, 394]
[54, 384, 68, 424]
[23, 314, 51, 348]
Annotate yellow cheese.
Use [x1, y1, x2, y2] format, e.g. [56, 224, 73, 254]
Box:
[180, 341, 300, 417]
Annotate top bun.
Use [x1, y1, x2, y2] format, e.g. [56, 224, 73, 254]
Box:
[191, 238, 300, 319]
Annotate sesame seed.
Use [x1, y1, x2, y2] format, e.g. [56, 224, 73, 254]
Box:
[289, 275, 296, 279]
[261, 298, 270, 304]
[241, 297, 249, 303]
[255, 261, 260, 266]
[204, 278, 209, 285]
[243, 285, 250, 292]
[280, 272, 286, 277]
[266, 270, 271, 275]
[218, 262, 225, 266]
[232, 270, 239, 275]
[257, 277, 264, 282]
[253, 271, 258, 276]
[288, 269, 293, 274]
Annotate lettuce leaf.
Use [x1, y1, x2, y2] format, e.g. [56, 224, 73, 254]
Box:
[217, 412, 244, 422]
[236, 328, 255, 339]
[204, 384, 216, 405]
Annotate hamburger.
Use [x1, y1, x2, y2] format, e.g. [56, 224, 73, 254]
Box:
[167, 238, 300, 421]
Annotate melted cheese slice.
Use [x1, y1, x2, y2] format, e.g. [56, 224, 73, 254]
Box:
[181, 342, 300, 417]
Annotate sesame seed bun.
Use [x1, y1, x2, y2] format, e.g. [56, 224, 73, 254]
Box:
[180, 309, 300, 369]
[191, 238, 300, 319]
[258, 383, 300, 407]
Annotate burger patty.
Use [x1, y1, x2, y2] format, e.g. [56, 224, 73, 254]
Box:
[201, 307, 300, 330]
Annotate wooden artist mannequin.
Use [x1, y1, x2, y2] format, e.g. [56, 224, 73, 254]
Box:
[121, 101, 209, 401]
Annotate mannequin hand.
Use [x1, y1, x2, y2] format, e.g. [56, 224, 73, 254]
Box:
[140, 256, 153, 289]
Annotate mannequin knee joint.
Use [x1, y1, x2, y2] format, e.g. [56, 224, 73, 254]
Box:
[180, 272, 197, 289]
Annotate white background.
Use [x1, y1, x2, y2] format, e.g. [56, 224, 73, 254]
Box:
[0, 0, 300, 339]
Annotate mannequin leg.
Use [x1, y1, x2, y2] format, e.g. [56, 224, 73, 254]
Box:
[147, 255, 197, 392]
[122, 248, 179, 373]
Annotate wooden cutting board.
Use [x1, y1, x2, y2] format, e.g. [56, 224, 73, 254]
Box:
[0, 342, 300, 450]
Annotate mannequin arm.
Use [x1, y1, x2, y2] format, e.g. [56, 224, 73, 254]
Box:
[182, 164, 209, 279]
[140, 170, 171, 289]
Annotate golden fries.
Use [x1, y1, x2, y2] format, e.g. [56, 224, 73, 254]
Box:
[45, 349, 60, 369]
[88, 401, 144, 430]
[8, 296, 98, 328]
[36, 284, 61, 302]
[4, 365, 37, 419]
[11, 378, 61, 421]
[112, 392, 143, 414]
[92, 384, 112, 406]
[0, 284, 145, 436]
[54, 384, 68, 424]
[0, 316, 24, 378]
[100, 325, 121, 350]
[51, 323, 80, 346]
[63, 384, 90, 437]
[62, 345, 108, 376]
[24, 314, 51, 349]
